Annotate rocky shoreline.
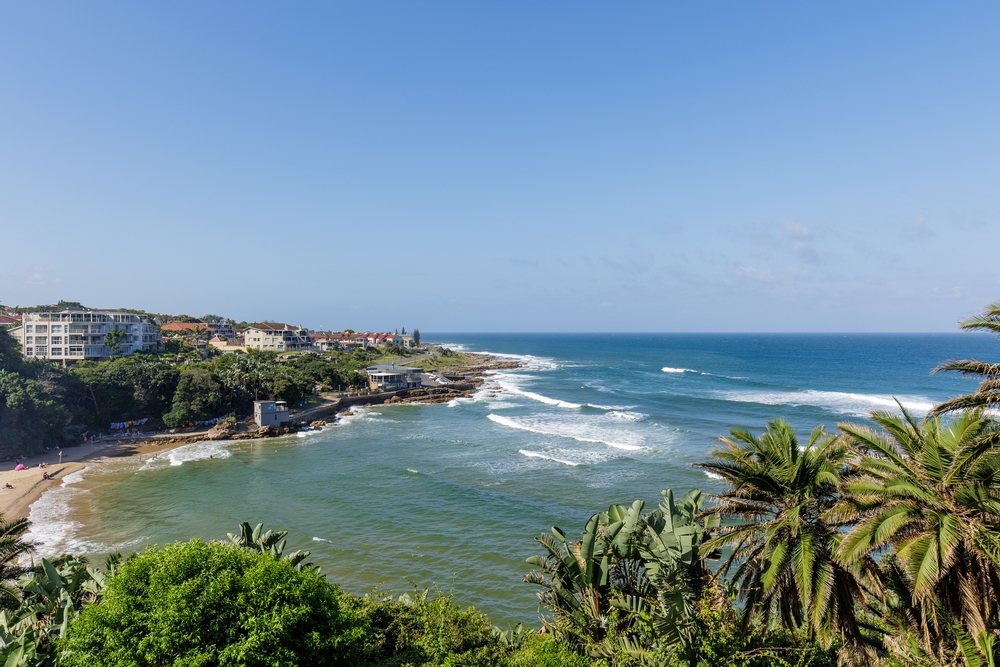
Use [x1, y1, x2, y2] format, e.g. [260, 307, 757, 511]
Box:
[101, 352, 523, 449]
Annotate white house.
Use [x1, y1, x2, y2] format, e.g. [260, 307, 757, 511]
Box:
[243, 323, 315, 352]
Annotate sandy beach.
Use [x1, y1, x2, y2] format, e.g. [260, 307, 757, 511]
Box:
[0, 436, 204, 520]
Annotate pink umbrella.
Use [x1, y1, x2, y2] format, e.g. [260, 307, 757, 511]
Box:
[13, 464, 25, 471]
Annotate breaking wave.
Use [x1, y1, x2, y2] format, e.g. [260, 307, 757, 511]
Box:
[719, 389, 934, 417]
[518, 450, 581, 466]
[26, 465, 146, 557]
[166, 441, 233, 466]
[607, 410, 647, 422]
[487, 414, 645, 451]
[494, 377, 581, 409]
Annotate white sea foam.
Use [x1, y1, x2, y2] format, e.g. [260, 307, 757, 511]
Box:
[487, 414, 645, 451]
[719, 389, 934, 417]
[312, 537, 332, 543]
[585, 403, 636, 410]
[26, 480, 85, 556]
[703, 471, 724, 480]
[607, 410, 648, 422]
[477, 351, 559, 372]
[661, 367, 740, 378]
[337, 407, 382, 425]
[494, 378, 582, 408]
[447, 399, 460, 407]
[430, 342, 468, 351]
[583, 381, 617, 394]
[166, 441, 233, 466]
[519, 450, 581, 466]
[26, 463, 147, 557]
[406, 468, 419, 474]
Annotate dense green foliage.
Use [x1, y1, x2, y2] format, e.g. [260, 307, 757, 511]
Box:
[698, 420, 866, 653]
[0, 330, 68, 458]
[71, 356, 180, 427]
[0, 325, 384, 454]
[930, 301, 1000, 416]
[59, 540, 363, 667]
[346, 589, 511, 666]
[0, 556, 105, 666]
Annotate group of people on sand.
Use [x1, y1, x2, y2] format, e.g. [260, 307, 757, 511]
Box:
[5, 454, 65, 488]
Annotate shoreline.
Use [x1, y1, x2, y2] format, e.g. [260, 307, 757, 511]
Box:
[11, 351, 520, 522]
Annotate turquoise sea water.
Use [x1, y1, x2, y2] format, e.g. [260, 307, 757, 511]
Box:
[26, 333, 998, 624]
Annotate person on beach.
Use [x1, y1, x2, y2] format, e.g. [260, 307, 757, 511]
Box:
[3, 484, 12, 490]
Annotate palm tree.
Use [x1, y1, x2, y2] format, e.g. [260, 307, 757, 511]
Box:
[837, 407, 1000, 641]
[697, 419, 869, 654]
[931, 302, 1000, 416]
[0, 515, 35, 611]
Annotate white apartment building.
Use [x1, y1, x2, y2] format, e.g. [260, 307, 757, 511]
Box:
[11, 308, 160, 361]
[243, 323, 315, 352]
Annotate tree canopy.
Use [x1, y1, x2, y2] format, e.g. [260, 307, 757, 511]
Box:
[59, 540, 365, 667]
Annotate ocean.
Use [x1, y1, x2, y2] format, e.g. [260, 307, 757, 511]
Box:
[25, 333, 997, 625]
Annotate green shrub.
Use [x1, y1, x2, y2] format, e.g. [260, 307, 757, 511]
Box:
[508, 633, 596, 667]
[59, 539, 364, 667]
[344, 589, 511, 667]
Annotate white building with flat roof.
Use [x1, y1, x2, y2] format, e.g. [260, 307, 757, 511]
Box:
[11, 307, 159, 361]
[366, 364, 423, 391]
[244, 323, 315, 352]
[254, 400, 290, 427]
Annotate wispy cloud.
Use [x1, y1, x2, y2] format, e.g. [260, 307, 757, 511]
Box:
[598, 255, 652, 275]
[950, 213, 990, 230]
[733, 265, 810, 285]
[746, 220, 826, 265]
[780, 220, 822, 264]
[900, 215, 933, 241]
[781, 220, 814, 240]
[24, 267, 62, 285]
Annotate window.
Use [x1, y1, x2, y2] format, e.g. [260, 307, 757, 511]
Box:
[50, 336, 63, 345]
[25, 337, 33, 345]
[25, 348, 33, 356]
[25, 325, 32, 333]
[51, 325, 63, 333]
[35, 325, 47, 333]
[35, 346, 47, 356]
[51, 348, 63, 356]
[69, 346, 83, 355]
[35, 336, 47, 344]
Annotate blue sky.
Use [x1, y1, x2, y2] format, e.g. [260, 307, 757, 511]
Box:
[1, 3, 998, 332]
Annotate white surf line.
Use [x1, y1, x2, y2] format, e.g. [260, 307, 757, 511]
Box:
[519, 450, 581, 466]
[719, 389, 934, 417]
[487, 414, 644, 451]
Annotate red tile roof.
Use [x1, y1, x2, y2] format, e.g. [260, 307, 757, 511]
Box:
[160, 322, 204, 332]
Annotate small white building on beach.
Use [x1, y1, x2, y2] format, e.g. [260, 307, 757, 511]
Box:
[254, 400, 290, 428]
